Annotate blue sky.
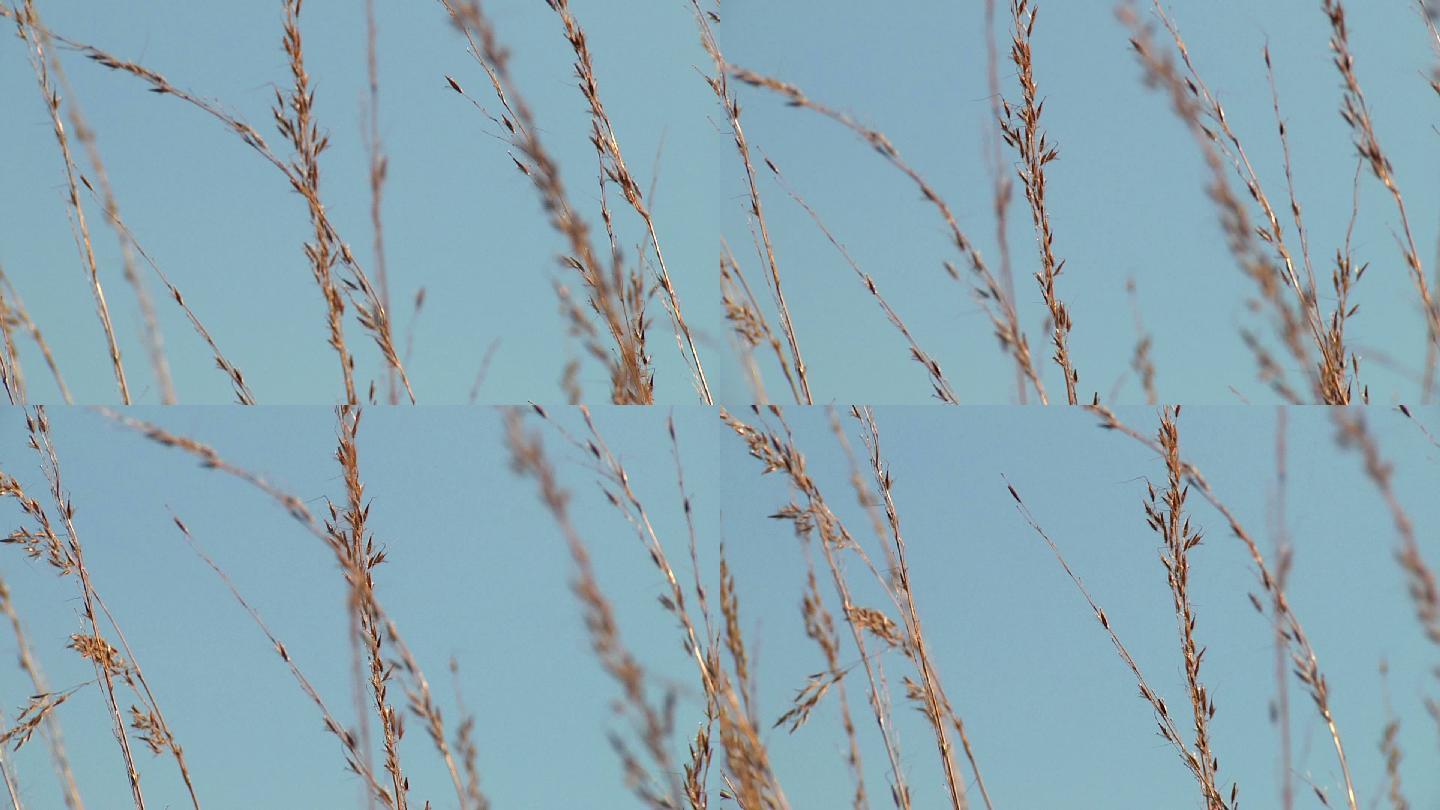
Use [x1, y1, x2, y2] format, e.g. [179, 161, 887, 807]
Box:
[2, 1, 1437, 404]
[0, 405, 1435, 808]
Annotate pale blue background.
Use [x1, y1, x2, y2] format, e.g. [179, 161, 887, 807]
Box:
[0, 405, 1435, 808]
[2, 1, 1437, 404]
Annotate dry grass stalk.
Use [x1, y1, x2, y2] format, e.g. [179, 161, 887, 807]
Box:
[106, 410, 465, 805]
[76, 187, 255, 404]
[504, 408, 687, 808]
[145, 419, 468, 807]
[20, 13, 416, 402]
[666, 415, 719, 810]
[277, 0, 357, 405]
[1424, 1, 1440, 105]
[363, 0, 397, 405]
[1155, 5, 1323, 332]
[0, 710, 19, 809]
[824, 412, 903, 611]
[690, 4, 810, 404]
[1146, 408, 1225, 808]
[88, 585, 201, 809]
[854, 409, 990, 810]
[1125, 0, 1430, 404]
[984, 0, 1026, 404]
[433, 0, 515, 123]
[723, 406, 995, 809]
[1268, 410, 1294, 810]
[682, 704, 718, 810]
[719, 245, 794, 404]
[1320, 0, 1440, 397]
[1259, 47, 1359, 406]
[724, 65, 1046, 404]
[446, 3, 654, 404]
[0, 686, 81, 755]
[0, 578, 84, 809]
[1125, 280, 1158, 404]
[1, 407, 215, 809]
[545, 407, 714, 686]
[466, 337, 501, 405]
[1425, 1, 1440, 80]
[0, 270, 31, 405]
[1261, 47, 1316, 304]
[547, 0, 714, 404]
[544, 276, 634, 405]
[11, 2, 130, 404]
[399, 289, 426, 392]
[45, 48, 173, 403]
[169, 515, 397, 806]
[1396, 404, 1440, 450]
[1331, 408, 1440, 647]
[388, 621, 471, 808]
[534, 406, 790, 809]
[1237, 331, 1303, 404]
[684, 712, 714, 810]
[1378, 660, 1409, 810]
[103, 409, 461, 804]
[762, 157, 959, 404]
[327, 406, 408, 809]
[448, 659, 490, 810]
[2, 276, 76, 400]
[0, 680, 35, 805]
[100, 411, 312, 518]
[1006, 479, 1233, 810]
[712, 546, 792, 810]
[1134, 10, 1319, 392]
[1087, 402, 1357, 809]
[1000, 0, 1079, 403]
[769, 591, 848, 734]
[786, 558, 868, 810]
[726, 406, 912, 808]
[1347, 345, 1435, 399]
[1314, 152, 1367, 405]
[6, 412, 140, 808]
[1121, 3, 1329, 401]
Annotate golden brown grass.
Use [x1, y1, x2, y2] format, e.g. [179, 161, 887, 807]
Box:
[0, 265, 72, 405]
[0, 405, 1434, 808]
[446, 3, 659, 405]
[547, 0, 714, 404]
[0, 1, 1435, 401]
[1, 0, 1439, 805]
[11, 2, 130, 405]
[0, 576, 81, 808]
[692, 5, 808, 405]
[1088, 402, 1364, 809]
[1000, 0, 1078, 404]
[277, 0, 358, 407]
[1, 407, 200, 809]
[3, 5, 415, 405]
[760, 160, 958, 404]
[721, 405, 998, 809]
[725, 66, 1047, 405]
[1145, 409, 1225, 808]
[94, 407, 477, 809]
[1008, 479, 1233, 809]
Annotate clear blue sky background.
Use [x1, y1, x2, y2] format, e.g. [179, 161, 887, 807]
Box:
[0, 405, 1435, 808]
[2, 1, 1437, 404]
